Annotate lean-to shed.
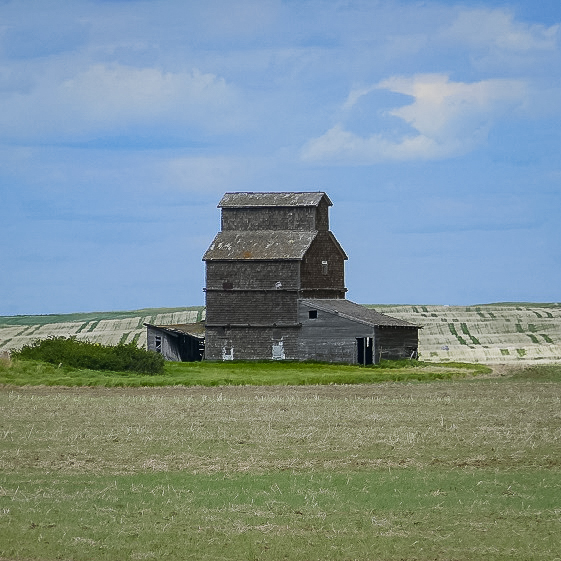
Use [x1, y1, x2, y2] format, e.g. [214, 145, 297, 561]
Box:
[145, 322, 205, 362]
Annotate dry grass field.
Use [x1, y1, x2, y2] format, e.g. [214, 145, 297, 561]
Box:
[1, 369, 560, 560]
[2, 303, 560, 364]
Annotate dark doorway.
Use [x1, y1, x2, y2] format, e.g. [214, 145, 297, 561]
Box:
[357, 337, 373, 365]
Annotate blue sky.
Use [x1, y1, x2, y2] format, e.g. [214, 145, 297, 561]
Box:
[1, 0, 560, 315]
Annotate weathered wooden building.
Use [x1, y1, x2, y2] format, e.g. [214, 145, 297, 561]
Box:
[202, 191, 419, 363]
[145, 322, 205, 362]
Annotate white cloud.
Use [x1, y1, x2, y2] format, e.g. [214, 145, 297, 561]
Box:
[63, 64, 234, 125]
[302, 74, 528, 164]
[442, 9, 559, 52]
[0, 62, 241, 142]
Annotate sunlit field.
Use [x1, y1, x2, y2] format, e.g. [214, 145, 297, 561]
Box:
[1, 365, 560, 560]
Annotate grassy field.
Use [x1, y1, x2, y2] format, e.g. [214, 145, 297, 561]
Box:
[0, 358, 490, 387]
[1, 303, 560, 364]
[1, 365, 560, 560]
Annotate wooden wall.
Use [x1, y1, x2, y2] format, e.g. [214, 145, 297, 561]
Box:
[297, 301, 373, 363]
[146, 326, 203, 362]
[206, 261, 300, 291]
[205, 290, 299, 325]
[374, 327, 419, 361]
[300, 232, 346, 298]
[205, 326, 300, 361]
[221, 207, 321, 231]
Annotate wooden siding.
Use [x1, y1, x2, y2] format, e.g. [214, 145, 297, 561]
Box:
[205, 326, 300, 361]
[205, 290, 299, 325]
[315, 198, 330, 231]
[221, 206, 320, 231]
[300, 232, 346, 298]
[146, 325, 203, 362]
[297, 301, 373, 363]
[206, 261, 300, 291]
[374, 327, 419, 361]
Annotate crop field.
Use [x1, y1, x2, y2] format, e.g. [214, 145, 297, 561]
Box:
[0, 307, 204, 354]
[1, 368, 560, 560]
[372, 303, 561, 363]
[2, 303, 561, 364]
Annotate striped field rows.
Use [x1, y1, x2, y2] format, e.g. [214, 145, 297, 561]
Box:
[0, 309, 202, 355]
[377, 304, 561, 363]
[1, 304, 560, 364]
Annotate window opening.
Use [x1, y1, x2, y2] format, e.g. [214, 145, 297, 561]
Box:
[309, 310, 318, 319]
[155, 335, 162, 354]
[321, 260, 328, 275]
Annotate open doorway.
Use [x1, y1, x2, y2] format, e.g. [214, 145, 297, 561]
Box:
[357, 337, 373, 365]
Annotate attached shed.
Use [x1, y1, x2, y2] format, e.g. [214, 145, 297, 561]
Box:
[145, 322, 205, 362]
[298, 299, 419, 364]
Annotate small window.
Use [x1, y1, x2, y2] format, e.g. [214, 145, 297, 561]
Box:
[308, 310, 318, 319]
[154, 335, 162, 353]
[321, 260, 328, 275]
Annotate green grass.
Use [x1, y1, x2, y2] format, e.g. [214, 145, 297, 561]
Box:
[0, 358, 491, 388]
[1, 374, 560, 560]
[1, 469, 559, 561]
[509, 363, 561, 381]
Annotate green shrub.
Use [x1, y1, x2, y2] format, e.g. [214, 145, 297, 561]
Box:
[13, 337, 164, 375]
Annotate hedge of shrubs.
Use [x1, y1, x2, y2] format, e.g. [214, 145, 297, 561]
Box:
[13, 337, 165, 375]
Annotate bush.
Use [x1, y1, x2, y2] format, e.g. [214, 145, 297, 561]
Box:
[13, 337, 165, 375]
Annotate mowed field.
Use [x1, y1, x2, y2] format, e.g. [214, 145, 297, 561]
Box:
[1, 304, 561, 559]
[1, 303, 560, 364]
[0, 307, 204, 354]
[1, 370, 561, 560]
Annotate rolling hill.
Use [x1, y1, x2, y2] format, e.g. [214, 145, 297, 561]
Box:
[1, 303, 560, 364]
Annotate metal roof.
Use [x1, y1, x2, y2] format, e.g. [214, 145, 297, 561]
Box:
[300, 299, 419, 328]
[218, 192, 332, 208]
[203, 230, 317, 261]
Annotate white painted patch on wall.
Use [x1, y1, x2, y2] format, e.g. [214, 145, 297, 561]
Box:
[272, 341, 285, 360]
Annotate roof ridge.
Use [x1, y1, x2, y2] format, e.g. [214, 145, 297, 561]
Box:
[218, 192, 332, 208]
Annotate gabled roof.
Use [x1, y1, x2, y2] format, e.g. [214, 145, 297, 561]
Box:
[203, 230, 317, 261]
[218, 192, 332, 208]
[300, 299, 419, 328]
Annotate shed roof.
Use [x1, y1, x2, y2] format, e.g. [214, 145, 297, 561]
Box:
[300, 299, 419, 328]
[144, 322, 205, 337]
[203, 230, 318, 261]
[218, 192, 332, 208]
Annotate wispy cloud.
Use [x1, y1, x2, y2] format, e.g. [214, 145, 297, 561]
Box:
[441, 8, 559, 52]
[0, 63, 242, 143]
[302, 74, 527, 163]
